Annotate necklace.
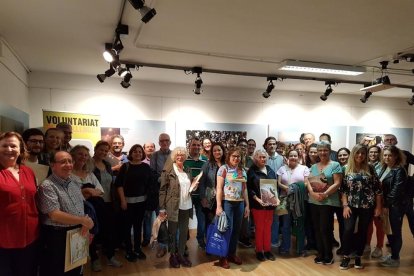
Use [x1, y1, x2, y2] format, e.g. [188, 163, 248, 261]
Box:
[318, 161, 330, 173]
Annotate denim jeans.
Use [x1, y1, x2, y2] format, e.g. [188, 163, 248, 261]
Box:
[142, 210, 155, 242]
[271, 214, 280, 244]
[403, 199, 414, 236]
[388, 205, 404, 260]
[223, 200, 244, 256]
[192, 195, 206, 244]
[279, 214, 291, 252]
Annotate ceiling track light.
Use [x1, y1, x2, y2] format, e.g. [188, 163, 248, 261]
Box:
[320, 81, 336, 101]
[191, 67, 203, 95]
[128, 0, 157, 23]
[360, 91, 372, 103]
[102, 24, 128, 63]
[120, 72, 133, 89]
[97, 65, 116, 83]
[262, 77, 277, 98]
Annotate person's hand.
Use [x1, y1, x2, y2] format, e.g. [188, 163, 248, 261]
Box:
[256, 197, 266, 207]
[201, 198, 209, 208]
[309, 191, 319, 201]
[244, 206, 250, 218]
[120, 200, 127, 210]
[81, 215, 94, 236]
[343, 206, 352, 219]
[216, 206, 223, 216]
[374, 207, 382, 217]
[112, 163, 122, 172]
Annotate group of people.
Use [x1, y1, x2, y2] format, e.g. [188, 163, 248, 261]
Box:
[1, 125, 413, 275]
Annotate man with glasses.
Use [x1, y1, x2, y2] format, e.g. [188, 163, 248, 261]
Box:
[37, 151, 94, 275]
[109, 135, 129, 174]
[22, 128, 48, 164]
[150, 133, 172, 182]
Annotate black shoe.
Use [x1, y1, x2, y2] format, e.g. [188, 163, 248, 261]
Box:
[339, 257, 350, 270]
[323, 257, 334, 265]
[141, 240, 150, 247]
[264, 251, 275, 261]
[125, 252, 138, 262]
[198, 240, 206, 250]
[184, 245, 189, 257]
[314, 256, 323, 264]
[238, 238, 252, 248]
[336, 247, 343, 255]
[134, 250, 147, 260]
[332, 238, 340, 247]
[256, 252, 265, 261]
[354, 257, 363, 269]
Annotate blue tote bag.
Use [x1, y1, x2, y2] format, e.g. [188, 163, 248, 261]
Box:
[206, 215, 231, 257]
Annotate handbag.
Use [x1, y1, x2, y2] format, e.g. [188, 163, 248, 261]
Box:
[206, 215, 231, 257]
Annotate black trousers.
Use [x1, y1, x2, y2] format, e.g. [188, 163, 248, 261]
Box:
[342, 207, 374, 256]
[0, 240, 39, 276]
[310, 204, 334, 260]
[39, 225, 82, 276]
[123, 201, 146, 253]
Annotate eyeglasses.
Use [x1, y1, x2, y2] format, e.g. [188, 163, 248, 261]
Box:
[27, 139, 44, 144]
[231, 155, 241, 159]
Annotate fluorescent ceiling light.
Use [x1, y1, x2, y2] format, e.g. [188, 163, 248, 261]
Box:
[279, 60, 366, 76]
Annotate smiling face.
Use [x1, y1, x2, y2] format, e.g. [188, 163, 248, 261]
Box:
[247, 140, 256, 155]
[317, 146, 330, 162]
[337, 149, 349, 166]
[255, 152, 267, 168]
[203, 139, 212, 152]
[189, 139, 201, 157]
[111, 137, 124, 154]
[368, 147, 380, 163]
[131, 147, 144, 162]
[144, 143, 155, 157]
[288, 150, 299, 167]
[0, 136, 21, 167]
[383, 149, 396, 167]
[303, 134, 315, 147]
[229, 150, 241, 167]
[174, 151, 186, 166]
[72, 147, 90, 169]
[354, 148, 367, 165]
[94, 144, 109, 161]
[51, 151, 73, 179]
[308, 146, 318, 163]
[26, 134, 44, 154]
[212, 145, 223, 161]
[45, 129, 63, 151]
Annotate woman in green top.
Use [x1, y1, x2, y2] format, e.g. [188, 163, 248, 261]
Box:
[306, 141, 342, 265]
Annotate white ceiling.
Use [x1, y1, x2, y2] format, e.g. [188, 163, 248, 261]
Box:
[1, 0, 414, 98]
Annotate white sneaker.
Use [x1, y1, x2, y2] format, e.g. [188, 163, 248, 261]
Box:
[108, 256, 123, 267]
[371, 247, 383, 258]
[379, 255, 400, 267]
[271, 241, 281, 248]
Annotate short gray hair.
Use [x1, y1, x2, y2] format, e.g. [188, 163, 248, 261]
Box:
[253, 148, 269, 165]
[317, 140, 331, 151]
[170, 146, 187, 161]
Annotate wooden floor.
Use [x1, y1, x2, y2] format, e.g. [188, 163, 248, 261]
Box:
[84, 219, 414, 275]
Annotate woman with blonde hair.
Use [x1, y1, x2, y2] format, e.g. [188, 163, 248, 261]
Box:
[339, 144, 382, 270]
[159, 147, 199, 268]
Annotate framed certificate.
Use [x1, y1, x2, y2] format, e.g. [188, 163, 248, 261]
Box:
[64, 228, 89, 272]
[260, 179, 278, 205]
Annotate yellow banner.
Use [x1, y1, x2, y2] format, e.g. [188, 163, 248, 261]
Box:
[43, 110, 101, 148]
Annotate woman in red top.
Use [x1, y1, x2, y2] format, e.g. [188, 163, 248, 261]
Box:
[0, 132, 39, 276]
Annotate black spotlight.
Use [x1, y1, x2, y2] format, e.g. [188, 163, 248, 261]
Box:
[262, 80, 275, 98]
[193, 73, 203, 95]
[120, 72, 132, 88]
[320, 81, 335, 101]
[360, 91, 372, 103]
[97, 66, 116, 83]
[128, 0, 157, 23]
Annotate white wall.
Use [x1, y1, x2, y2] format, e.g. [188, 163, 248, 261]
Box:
[0, 38, 30, 113]
[29, 71, 414, 153]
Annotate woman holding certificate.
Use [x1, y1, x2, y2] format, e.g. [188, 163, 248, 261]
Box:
[216, 147, 250, 269]
[306, 141, 342, 265]
[247, 149, 278, 262]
